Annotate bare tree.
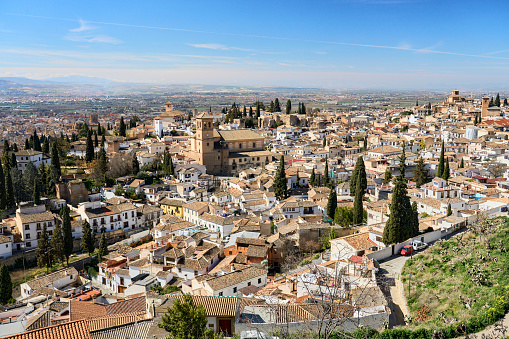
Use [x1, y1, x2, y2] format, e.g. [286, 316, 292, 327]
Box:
[486, 160, 507, 178]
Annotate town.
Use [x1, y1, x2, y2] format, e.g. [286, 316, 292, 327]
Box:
[0, 85, 508, 338]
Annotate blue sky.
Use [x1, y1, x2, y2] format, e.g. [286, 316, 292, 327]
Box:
[1, 0, 509, 89]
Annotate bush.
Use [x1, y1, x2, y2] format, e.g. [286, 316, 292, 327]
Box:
[299, 258, 311, 266]
[87, 267, 98, 278]
[312, 253, 320, 259]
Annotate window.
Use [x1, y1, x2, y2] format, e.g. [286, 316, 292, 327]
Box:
[24, 225, 29, 230]
[248, 282, 251, 286]
[219, 292, 223, 296]
[253, 142, 256, 148]
[194, 270, 198, 275]
[26, 242, 31, 248]
[258, 278, 262, 284]
[178, 268, 182, 272]
[26, 234, 30, 239]
[233, 287, 237, 293]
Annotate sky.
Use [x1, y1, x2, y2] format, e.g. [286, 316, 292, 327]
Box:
[1, 0, 509, 89]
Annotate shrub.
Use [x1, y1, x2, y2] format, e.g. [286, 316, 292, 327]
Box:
[299, 258, 311, 266]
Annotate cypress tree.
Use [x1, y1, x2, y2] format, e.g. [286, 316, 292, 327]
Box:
[323, 138, 326, 148]
[42, 138, 50, 154]
[459, 158, 464, 168]
[0, 264, 12, 304]
[33, 178, 40, 205]
[94, 131, 99, 148]
[255, 102, 260, 118]
[447, 203, 452, 216]
[363, 137, 368, 151]
[85, 131, 94, 162]
[169, 155, 175, 176]
[132, 153, 140, 175]
[310, 168, 315, 187]
[98, 230, 108, 262]
[352, 173, 364, 225]
[274, 98, 281, 112]
[443, 158, 450, 180]
[62, 206, 73, 265]
[97, 122, 102, 136]
[411, 201, 419, 237]
[249, 106, 253, 117]
[4, 171, 14, 209]
[383, 168, 393, 185]
[495, 93, 501, 107]
[489, 97, 494, 107]
[101, 135, 106, 148]
[119, 117, 126, 137]
[323, 158, 329, 186]
[10, 153, 16, 170]
[273, 155, 288, 200]
[504, 98, 508, 107]
[36, 223, 52, 272]
[81, 220, 94, 256]
[382, 174, 412, 245]
[12, 143, 18, 152]
[33, 130, 42, 152]
[0, 159, 5, 210]
[437, 141, 445, 178]
[350, 157, 367, 196]
[51, 219, 65, 266]
[286, 99, 291, 114]
[326, 188, 337, 220]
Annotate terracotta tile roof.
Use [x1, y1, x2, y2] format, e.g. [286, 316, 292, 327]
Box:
[86, 312, 149, 331]
[164, 295, 238, 317]
[25, 267, 78, 291]
[203, 266, 267, 291]
[70, 301, 108, 321]
[2, 319, 91, 339]
[105, 296, 146, 315]
[236, 237, 266, 246]
[18, 210, 55, 224]
[245, 245, 268, 258]
[337, 232, 376, 251]
[90, 319, 153, 339]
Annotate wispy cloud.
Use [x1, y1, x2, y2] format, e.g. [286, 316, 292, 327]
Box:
[315, 51, 328, 55]
[69, 19, 96, 32]
[486, 50, 509, 55]
[65, 34, 122, 44]
[188, 43, 254, 52]
[8, 13, 509, 61]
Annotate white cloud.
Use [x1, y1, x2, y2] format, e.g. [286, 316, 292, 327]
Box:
[188, 43, 253, 52]
[65, 34, 122, 44]
[69, 19, 96, 32]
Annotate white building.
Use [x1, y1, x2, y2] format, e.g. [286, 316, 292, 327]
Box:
[76, 201, 138, 233]
[15, 150, 51, 172]
[15, 204, 56, 250]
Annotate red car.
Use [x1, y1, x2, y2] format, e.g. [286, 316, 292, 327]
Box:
[400, 245, 414, 256]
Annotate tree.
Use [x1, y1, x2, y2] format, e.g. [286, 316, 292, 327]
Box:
[326, 188, 337, 220]
[42, 138, 49, 154]
[5, 170, 16, 208]
[85, 130, 95, 162]
[420, 139, 426, 151]
[363, 137, 368, 151]
[286, 99, 292, 114]
[274, 156, 288, 200]
[94, 131, 99, 148]
[98, 230, 108, 262]
[158, 294, 212, 339]
[51, 142, 61, 179]
[334, 206, 353, 227]
[51, 219, 65, 266]
[489, 96, 494, 107]
[323, 158, 329, 186]
[442, 158, 450, 180]
[0, 159, 5, 210]
[33, 130, 42, 152]
[81, 220, 94, 256]
[32, 178, 40, 205]
[413, 157, 429, 188]
[352, 173, 364, 225]
[36, 223, 52, 272]
[119, 116, 126, 137]
[0, 264, 12, 304]
[310, 168, 315, 187]
[437, 141, 445, 178]
[323, 137, 326, 148]
[274, 98, 281, 112]
[495, 93, 501, 107]
[411, 201, 419, 236]
[447, 203, 452, 216]
[486, 160, 507, 178]
[62, 206, 73, 265]
[132, 153, 140, 175]
[22, 162, 38, 201]
[350, 157, 366, 196]
[383, 168, 392, 185]
[459, 157, 464, 168]
[504, 98, 508, 107]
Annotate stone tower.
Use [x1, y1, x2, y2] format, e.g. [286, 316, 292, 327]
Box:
[165, 101, 173, 112]
[481, 96, 490, 118]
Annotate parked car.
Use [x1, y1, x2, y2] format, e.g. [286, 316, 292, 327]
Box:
[400, 245, 414, 256]
[411, 240, 428, 251]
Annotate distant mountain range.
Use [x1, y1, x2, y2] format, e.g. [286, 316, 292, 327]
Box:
[0, 76, 120, 85]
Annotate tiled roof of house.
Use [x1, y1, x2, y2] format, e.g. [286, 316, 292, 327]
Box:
[86, 312, 149, 332]
[204, 266, 267, 291]
[18, 210, 55, 224]
[90, 319, 153, 339]
[2, 320, 91, 339]
[25, 267, 78, 291]
[158, 197, 185, 207]
[245, 245, 268, 258]
[164, 295, 238, 317]
[336, 232, 377, 251]
[70, 301, 108, 321]
[105, 296, 147, 315]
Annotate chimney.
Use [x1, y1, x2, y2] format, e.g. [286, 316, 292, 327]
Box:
[230, 264, 235, 272]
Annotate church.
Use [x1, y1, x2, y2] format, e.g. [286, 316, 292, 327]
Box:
[185, 113, 275, 175]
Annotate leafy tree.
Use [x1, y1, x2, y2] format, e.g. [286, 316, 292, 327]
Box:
[0, 159, 5, 210]
[286, 99, 291, 114]
[33, 178, 40, 205]
[447, 203, 452, 216]
[119, 116, 126, 137]
[0, 264, 12, 304]
[158, 294, 212, 339]
[273, 155, 288, 200]
[437, 141, 445, 178]
[443, 158, 450, 180]
[326, 188, 337, 220]
[98, 230, 108, 262]
[420, 139, 426, 151]
[62, 206, 73, 265]
[36, 223, 52, 272]
[81, 220, 94, 256]
[495, 93, 500, 107]
[85, 131, 94, 162]
[383, 168, 392, 185]
[334, 206, 353, 227]
[352, 173, 364, 225]
[51, 219, 65, 266]
[413, 157, 429, 188]
[350, 157, 367, 196]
